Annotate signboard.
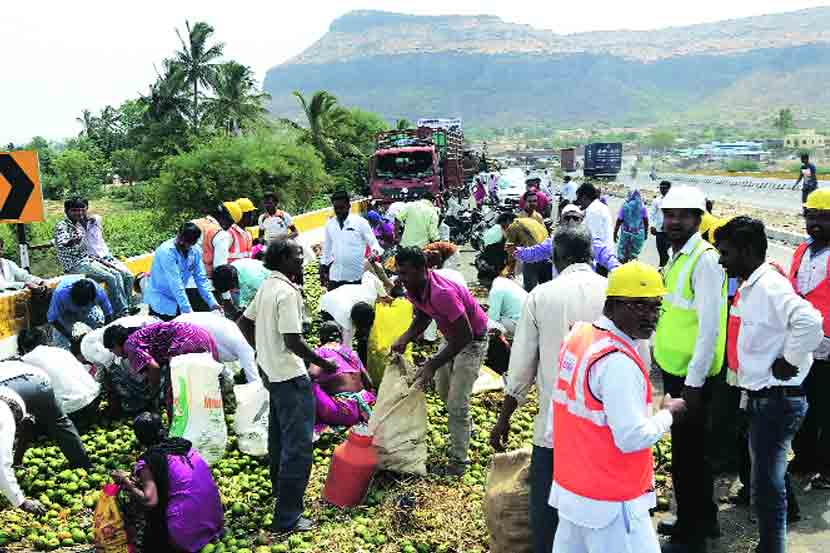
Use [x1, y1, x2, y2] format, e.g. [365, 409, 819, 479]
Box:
[0, 151, 45, 223]
[417, 118, 463, 132]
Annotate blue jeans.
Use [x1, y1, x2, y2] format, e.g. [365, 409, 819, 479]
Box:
[748, 394, 808, 553]
[268, 375, 315, 529]
[529, 445, 558, 553]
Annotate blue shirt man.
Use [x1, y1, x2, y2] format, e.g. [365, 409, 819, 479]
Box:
[47, 275, 113, 349]
[144, 223, 220, 319]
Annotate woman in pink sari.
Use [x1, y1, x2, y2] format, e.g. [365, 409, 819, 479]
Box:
[309, 322, 376, 438]
[473, 177, 486, 208]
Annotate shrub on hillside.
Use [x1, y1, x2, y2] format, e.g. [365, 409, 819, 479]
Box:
[156, 131, 330, 218]
[725, 159, 760, 173]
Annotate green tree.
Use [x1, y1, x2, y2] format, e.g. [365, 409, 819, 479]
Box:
[395, 118, 412, 130]
[292, 90, 349, 165]
[774, 108, 794, 133]
[205, 61, 271, 135]
[156, 130, 329, 217]
[47, 149, 108, 199]
[110, 149, 143, 184]
[173, 20, 225, 131]
[646, 131, 675, 152]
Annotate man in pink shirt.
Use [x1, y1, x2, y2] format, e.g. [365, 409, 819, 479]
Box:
[392, 247, 488, 476]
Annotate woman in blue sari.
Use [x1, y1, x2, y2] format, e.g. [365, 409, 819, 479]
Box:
[614, 188, 649, 262]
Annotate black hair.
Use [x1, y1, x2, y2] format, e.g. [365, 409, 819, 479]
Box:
[64, 197, 88, 212]
[212, 264, 239, 293]
[576, 182, 599, 201]
[18, 327, 47, 355]
[70, 279, 96, 306]
[496, 212, 516, 226]
[253, 248, 265, 261]
[178, 222, 201, 244]
[395, 247, 427, 270]
[215, 203, 233, 224]
[330, 190, 350, 203]
[319, 321, 343, 344]
[523, 190, 538, 201]
[350, 302, 376, 330]
[714, 216, 767, 259]
[263, 190, 280, 202]
[659, 180, 672, 189]
[422, 191, 435, 202]
[563, 176, 572, 182]
[133, 412, 166, 447]
[264, 239, 297, 271]
[103, 324, 137, 350]
[801, 153, 810, 161]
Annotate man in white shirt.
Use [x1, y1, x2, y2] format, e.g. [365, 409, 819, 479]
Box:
[175, 311, 260, 384]
[649, 180, 672, 267]
[575, 182, 613, 271]
[558, 176, 577, 214]
[653, 186, 727, 552]
[790, 188, 830, 488]
[0, 237, 46, 292]
[320, 190, 383, 291]
[0, 386, 46, 515]
[259, 191, 298, 243]
[0, 360, 91, 469]
[715, 216, 822, 553]
[237, 239, 337, 533]
[489, 225, 608, 553]
[319, 269, 388, 364]
[18, 328, 101, 424]
[549, 261, 686, 553]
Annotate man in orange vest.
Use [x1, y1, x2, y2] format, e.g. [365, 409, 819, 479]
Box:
[550, 261, 686, 553]
[790, 188, 830, 489]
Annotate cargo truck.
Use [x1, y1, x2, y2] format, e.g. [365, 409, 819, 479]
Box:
[583, 142, 622, 179]
[368, 120, 464, 202]
[560, 148, 576, 172]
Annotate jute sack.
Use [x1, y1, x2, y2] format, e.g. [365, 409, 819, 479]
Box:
[484, 448, 533, 553]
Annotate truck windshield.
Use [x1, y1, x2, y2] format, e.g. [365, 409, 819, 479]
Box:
[375, 151, 434, 179]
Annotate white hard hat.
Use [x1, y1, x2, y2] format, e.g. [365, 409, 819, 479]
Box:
[0, 386, 26, 420]
[661, 186, 706, 212]
[561, 204, 583, 217]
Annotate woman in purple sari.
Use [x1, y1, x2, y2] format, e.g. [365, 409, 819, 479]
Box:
[309, 322, 376, 438]
[112, 412, 223, 552]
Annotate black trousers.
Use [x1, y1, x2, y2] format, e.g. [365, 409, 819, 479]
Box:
[326, 279, 361, 291]
[655, 231, 671, 268]
[661, 370, 718, 543]
[793, 358, 830, 475]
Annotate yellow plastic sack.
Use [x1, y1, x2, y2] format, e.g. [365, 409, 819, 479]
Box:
[93, 484, 134, 553]
[367, 298, 414, 386]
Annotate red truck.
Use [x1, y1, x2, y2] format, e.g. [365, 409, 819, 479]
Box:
[368, 121, 464, 202]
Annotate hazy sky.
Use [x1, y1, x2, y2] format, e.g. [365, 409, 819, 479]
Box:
[2, 0, 826, 143]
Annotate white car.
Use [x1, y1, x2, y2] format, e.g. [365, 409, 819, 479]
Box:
[497, 167, 528, 205]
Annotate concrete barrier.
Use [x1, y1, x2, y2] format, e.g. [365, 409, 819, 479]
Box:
[0, 198, 369, 341]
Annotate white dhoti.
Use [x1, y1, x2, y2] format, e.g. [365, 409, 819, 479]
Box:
[552, 510, 660, 553]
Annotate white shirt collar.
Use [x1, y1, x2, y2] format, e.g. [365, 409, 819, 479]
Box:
[559, 263, 593, 277]
[593, 315, 637, 350]
[678, 232, 703, 256]
[743, 263, 772, 289]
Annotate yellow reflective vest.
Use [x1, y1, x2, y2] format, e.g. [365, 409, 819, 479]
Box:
[654, 237, 727, 377]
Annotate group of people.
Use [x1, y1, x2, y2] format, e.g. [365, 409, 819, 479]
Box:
[2, 168, 830, 553]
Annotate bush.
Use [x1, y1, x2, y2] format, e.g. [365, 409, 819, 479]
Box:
[105, 181, 161, 209]
[725, 160, 760, 173]
[45, 148, 109, 199]
[156, 130, 330, 218]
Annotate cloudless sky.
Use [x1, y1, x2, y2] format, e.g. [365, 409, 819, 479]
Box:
[1, 0, 826, 143]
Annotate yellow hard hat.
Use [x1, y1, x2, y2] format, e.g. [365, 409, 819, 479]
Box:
[606, 261, 667, 298]
[223, 201, 243, 224]
[804, 189, 830, 211]
[236, 197, 256, 213]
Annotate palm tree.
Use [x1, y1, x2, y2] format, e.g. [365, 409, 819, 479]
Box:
[76, 110, 97, 137]
[205, 62, 271, 135]
[173, 20, 224, 131]
[292, 90, 349, 163]
[142, 60, 191, 125]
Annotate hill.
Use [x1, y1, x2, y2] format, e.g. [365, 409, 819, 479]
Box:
[264, 8, 830, 128]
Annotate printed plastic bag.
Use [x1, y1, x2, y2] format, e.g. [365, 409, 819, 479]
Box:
[484, 448, 533, 553]
[367, 354, 427, 475]
[366, 298, 414, 385]
[169, 353, 227, 465]
[472, 366, 504, 395]
[233, 381, 269, 457]
[93, 483, 134, 553]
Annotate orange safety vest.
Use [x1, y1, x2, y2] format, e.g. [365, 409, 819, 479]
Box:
[790, 242, 830, 337]
[228, 225, 252, 261]
[192, 217, 220, 277]
[552, 322, 654, 502]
